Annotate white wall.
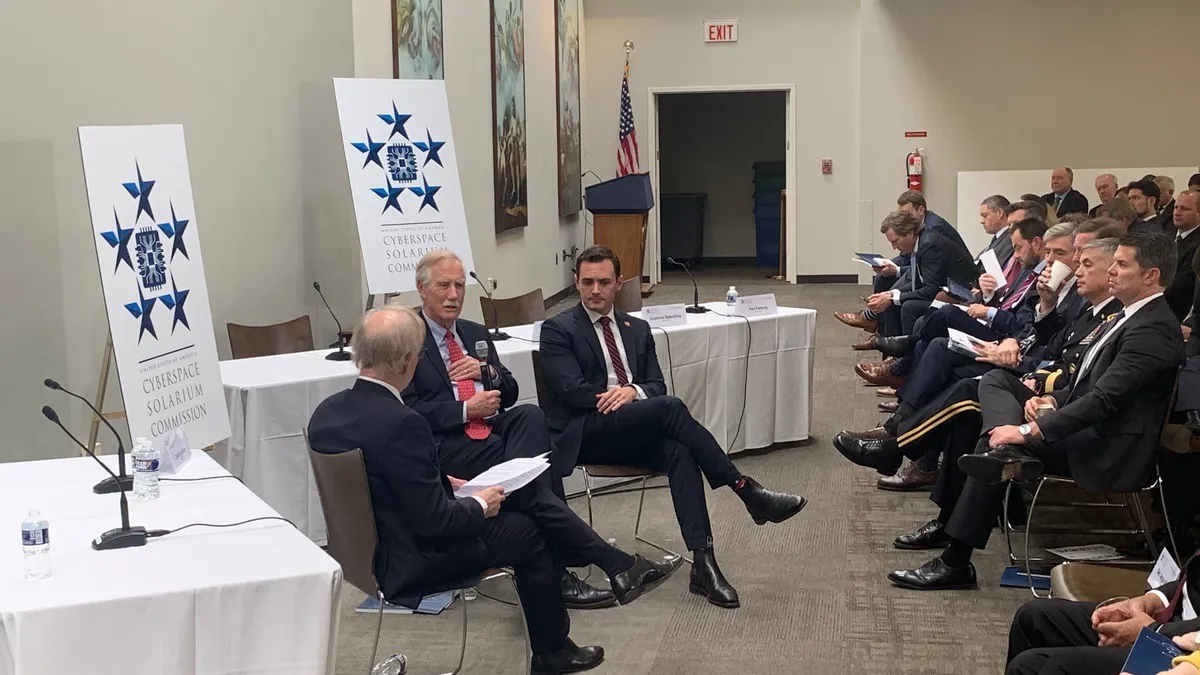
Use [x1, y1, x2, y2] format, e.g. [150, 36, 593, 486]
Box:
[0, 1, 357, 461]
[659, 92, 786, 259]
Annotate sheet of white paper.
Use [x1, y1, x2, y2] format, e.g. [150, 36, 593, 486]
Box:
[930, 299, 947, 309]
[1148, 548, 1182, 588]
[1047, 544, 1126, 562]
[453, 457, 549, 498]
[979, 249, 1007, 290]
[946, 327, 991, 357]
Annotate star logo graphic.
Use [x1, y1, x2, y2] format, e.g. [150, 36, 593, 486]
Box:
[370, 175, 405, 215]
[158, 275, 191, 333]
[350, 129, 386, 169]
[123, 283, 158, 343]
[156, 201, 190, 261]
[377, 102, 412, 140]
[99, 208, 134, 273]
[121, 161, 156, 223]
[409, 176, 441, 212]
[413, 128, 446, 168]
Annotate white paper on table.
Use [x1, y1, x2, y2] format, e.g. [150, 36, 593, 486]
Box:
[1047, 544, 1126, 562]
[946, 327, 993, 358]
[453, 457, 549, 498]
[979, 249, 1007, 290]
[1148, 547, 1182, 588]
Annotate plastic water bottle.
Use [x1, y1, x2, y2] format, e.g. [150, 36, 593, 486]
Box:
[132, 436, 160, 501]
[726, 285, 739, 308]
[21, 509, 50, 580]
[371, 654, 407, 675]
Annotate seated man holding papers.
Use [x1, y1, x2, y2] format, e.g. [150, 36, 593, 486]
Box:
[399, 248, 616, 609]
[308, 306, 679, 675]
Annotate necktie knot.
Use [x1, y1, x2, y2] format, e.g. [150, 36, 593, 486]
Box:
[598, 315, 611, 327]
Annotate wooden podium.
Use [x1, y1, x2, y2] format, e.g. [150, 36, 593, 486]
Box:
[585, 173, 654, 295]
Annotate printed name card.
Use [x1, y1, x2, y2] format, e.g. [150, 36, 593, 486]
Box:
[642, 304, 688, 328]
[158, 427, 192, 476]
[735, 293, 777, 318]
[531, 320, 543, 342]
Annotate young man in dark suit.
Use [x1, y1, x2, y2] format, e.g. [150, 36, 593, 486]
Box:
[399, 249, 615, 609]
[1164, 190, 1200, 320]
[538, 246, 807, 609]
[1042, 166, 1089, 217]
[308, 306, 679, 674]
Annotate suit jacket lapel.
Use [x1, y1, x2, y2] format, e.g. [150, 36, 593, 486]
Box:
[418, 310, 453, 389]
[615, 310, 638, 381]
[574, 304, 605, 368]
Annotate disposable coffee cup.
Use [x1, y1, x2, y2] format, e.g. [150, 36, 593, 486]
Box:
[1046, 260, 1072, 291]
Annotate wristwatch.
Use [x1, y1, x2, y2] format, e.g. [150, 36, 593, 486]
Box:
[1018, 423, 1033, 441]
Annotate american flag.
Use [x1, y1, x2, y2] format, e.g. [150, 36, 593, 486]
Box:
[616, 65, 640, 176]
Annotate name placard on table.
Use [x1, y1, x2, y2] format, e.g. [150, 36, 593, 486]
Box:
[734, 294, 778, 318]
[642, 303, 688, 328]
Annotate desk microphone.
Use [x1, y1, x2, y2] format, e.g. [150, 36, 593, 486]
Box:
[475, 340, 495, 390]
[313, 281, 352, 361]
[43, 378, 132, 495]
[41, 406, 147, 551]
[667, 257, 710, 314]
[469, 270, 510, 341]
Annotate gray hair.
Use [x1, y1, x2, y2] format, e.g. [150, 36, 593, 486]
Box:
[414, 249, 463, 286]
[1155, 175, 1176, 194]
[1044, 222, 1078, 241]
[1080, 237, 1119, 256]
[350, 306, 425, 374]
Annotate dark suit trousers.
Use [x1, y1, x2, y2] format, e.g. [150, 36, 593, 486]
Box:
[920, 304, 1002, 343]
[873, 273, 897, 294]
[1005, 599, 1129, 675]
[945, 370, 1069, 550]
[438, 405, 568, 502]
[1176, 356, 1200, 411]
[577, 396, 742, 551]
[897, 338, 982, 411]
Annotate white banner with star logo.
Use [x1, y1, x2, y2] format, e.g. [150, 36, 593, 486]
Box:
[79, 124, 230, 450]
[334, 78, 475, 294]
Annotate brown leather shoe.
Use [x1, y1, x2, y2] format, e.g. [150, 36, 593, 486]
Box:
[878, 400, 900, 413]
[876, 459, 938, 492]
[877, 387, 897, 398]
[835, 311, 878, 332]
[854, 362, 904, 388]
[852, 334, 878, 351]
[842, 426, 892, 440]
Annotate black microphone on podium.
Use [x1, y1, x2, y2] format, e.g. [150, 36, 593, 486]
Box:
[469, 270, 510, 341]
[475, 340, 495, 391]
[313, 282, 352, 361]
[666, 257, 710, 314]
[41, 406, 147, 551]
[43, 378, 132, 494]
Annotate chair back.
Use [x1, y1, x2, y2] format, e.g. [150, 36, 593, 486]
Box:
[305, 435, 380, 597]
[530, 350, 557, 412]
[614, 279, 643, 313]
[480, 289, 546, 330]
[227, 315, 315, 359]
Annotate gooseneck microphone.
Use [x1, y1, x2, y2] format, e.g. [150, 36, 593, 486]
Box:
[475, 340, 495, 391]
[43, 378, 132, 494]
[469, 270, 510, 341]
[667, 257, 710, 314]
[41, 406, 147, 551]
[313, 282, 352, 361]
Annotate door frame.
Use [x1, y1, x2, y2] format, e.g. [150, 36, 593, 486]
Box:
[645, 83, 797, 284]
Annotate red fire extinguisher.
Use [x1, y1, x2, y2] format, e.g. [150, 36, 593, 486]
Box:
[906, 148, 924, 193]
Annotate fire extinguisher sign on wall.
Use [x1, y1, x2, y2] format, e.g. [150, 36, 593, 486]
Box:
[906, 148, 924, 193]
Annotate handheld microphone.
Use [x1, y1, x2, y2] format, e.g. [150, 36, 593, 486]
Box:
[666, 257, 710, 314]
[44, 378, 132, 494]
[313, 281, 352, 361]
[41, 406, 147, 551]
[475, 340, 494, 390]
[469, 271, 510, 341]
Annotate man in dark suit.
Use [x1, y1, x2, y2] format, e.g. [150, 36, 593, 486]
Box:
[308, 306, 680, 674]
[1165, 190, 1200, 320]
[1155, 175, 1178, 232]
[539, 246, 807, 609]
[836, 232, 1184, 590]
[1128, 179, 1164, 234]
[1042, 166, 1089, 217]
[399, 249, 616, 609]
[1088, 173, 1119, 218]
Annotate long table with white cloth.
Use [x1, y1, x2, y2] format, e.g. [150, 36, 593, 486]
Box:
[0, 451, 341, 675]
[215, 301, 817, 543]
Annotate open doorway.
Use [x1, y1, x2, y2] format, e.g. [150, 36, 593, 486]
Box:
[648, 87, 794, 286]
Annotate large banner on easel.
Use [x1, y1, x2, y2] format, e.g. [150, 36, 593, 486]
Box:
[334, 78, 475, 295]
[79, 125, 230, 449]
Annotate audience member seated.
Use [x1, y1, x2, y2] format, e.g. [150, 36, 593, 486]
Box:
[1089, 173, 1119, 217]
[1164, 190, 1200, 320]
[538, 246, 807, 609]
[1158, 175, 1178, 231]
[1042, 166, 1090, 217]
[1128, 179, 1165, 233]
[307, 305, 681, 674]
[1190, 174, 1200, 193]
[1097, 196, 1138, 231]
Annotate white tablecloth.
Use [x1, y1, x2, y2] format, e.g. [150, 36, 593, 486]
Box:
[0, 452, 342, 675]
[216, 302, 817, 542]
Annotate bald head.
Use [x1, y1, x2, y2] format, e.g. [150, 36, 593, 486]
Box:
[351, 305, 426, 387]
[1051, 167, 1073, 195]
[1094, 173, 1118, 204]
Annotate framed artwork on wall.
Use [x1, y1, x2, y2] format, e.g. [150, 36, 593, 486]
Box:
[555, 0, 582, 216]
[392, 0, 444, 79]
[490, 0, 528, 233]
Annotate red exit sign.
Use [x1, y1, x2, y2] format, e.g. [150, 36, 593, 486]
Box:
[704, 20, 739, 43]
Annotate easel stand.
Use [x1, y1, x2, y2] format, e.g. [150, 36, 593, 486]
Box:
[87, 331, 126, 454]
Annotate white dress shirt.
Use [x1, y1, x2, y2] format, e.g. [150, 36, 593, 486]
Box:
[582, 304, 647, 400]
[1074, 292, 1164, 379]
[1178, 225, 1199, 241]
[356, 375, 488, 512]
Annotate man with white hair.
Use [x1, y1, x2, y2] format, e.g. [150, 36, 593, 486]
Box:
[1042, 167, 1089, 217]
[1088, 173, 1119, 217]
[1155, 175, 1177, 231]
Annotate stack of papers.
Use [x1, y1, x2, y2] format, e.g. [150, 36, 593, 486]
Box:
[1046, 543, 1126, 562]
[356, 591, 455, 615]
[453, 455, 550, 498]
[946, 328, 995, 358]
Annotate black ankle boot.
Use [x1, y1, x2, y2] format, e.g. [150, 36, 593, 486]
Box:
[689, 544, 739, 608]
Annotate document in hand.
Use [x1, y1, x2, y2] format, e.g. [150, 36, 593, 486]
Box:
[1120, 628, 1183, 675]
[978, 249, 1007, 290]
[453, 456, 550, 498]
[852, 252, 889, 268]
[946, 328, 994, 359]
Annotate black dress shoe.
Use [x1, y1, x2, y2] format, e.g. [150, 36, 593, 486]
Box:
[609, 554, 682, 606]
[833, 432, 903, 475]
[874, 335, 913, 358]
[561, 571, 616, 609]
[957, 444, 1044, 485]
[736, 476, 806, 525]
[887, 557, 978, 591]
[531, 638, 605, 675]
[1186, 409, 1200, 434]
[893, 519, 950, 550]
[689, 546, 739, 608]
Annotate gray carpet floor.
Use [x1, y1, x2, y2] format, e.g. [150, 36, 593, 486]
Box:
[332, 269, 1030, 674]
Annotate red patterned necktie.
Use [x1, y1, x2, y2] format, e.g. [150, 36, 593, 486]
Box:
[598, 316, 629, 386]
[1153, 568, 1187, 624]
[445, 332, 490, 440]
[1000, 271, 1037, 311]
[1002, 256, 1023, 288]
